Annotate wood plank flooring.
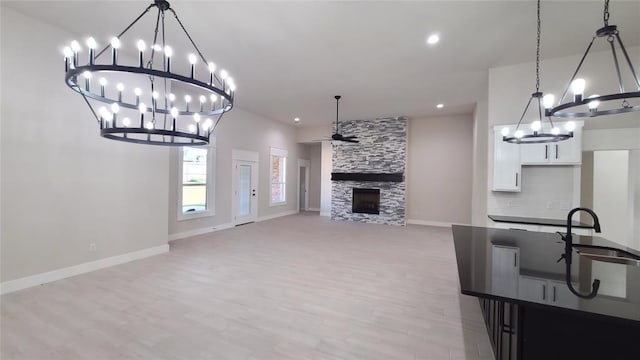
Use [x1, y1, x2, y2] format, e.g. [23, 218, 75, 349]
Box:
[1, 213, 493, 360]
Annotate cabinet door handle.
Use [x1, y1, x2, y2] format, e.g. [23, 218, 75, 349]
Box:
[514, 253, 517, 267]
[515, 173, 518, 187]
[553, 286, 557, 302]
[542, 284, 547, 300]
[555, 144, 559, 159]
[545, 145, 548, 159]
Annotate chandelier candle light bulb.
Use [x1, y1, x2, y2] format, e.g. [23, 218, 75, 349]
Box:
[199, 95, 206, 112]
[86, 37, 97, 64]
[137, 40, 146, 67]
[543, 94, 555, 109]
[99, 77, 107, 97]
[208, 62, 216, 84]
[188, 53, 197, 78]
[588, 95, 600, 111]
[110, 37, 120, 65]
[164, 46, 173, 72]
[570, 78, 586, 102]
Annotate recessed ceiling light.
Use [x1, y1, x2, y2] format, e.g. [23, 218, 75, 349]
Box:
[427, 34, 440, 45]
[436, 103, 444, 108]
[294, 117, 300, 122]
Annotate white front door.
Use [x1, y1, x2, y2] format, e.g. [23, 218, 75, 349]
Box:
[234, 160, 258, 225]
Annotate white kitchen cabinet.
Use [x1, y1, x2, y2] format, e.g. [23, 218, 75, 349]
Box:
[492, 245, 520, 297]
[492, 127, 521, 192]
[549, 280, 579, 308]
[518, 276, 578, 307]
[520, 121, 583, 165]
[519, 275, 549, 303]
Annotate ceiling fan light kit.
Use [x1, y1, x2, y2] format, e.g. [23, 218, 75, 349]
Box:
[544, 0, 640, 119]
[62, 0, 235, 146]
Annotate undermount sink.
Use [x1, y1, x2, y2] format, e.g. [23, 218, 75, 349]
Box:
[574, 245, 640, 267]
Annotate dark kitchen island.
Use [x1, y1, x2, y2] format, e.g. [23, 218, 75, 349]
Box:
[452, 225, 640, 360]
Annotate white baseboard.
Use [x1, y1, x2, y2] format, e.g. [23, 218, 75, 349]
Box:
[0, 244, 170, 295]
[257, 209, 298, 222]
[320, 211, 331, 217]
[168, 222, 234, 241]
[307, 207, 321, 212]
[406, 219, 470, 228]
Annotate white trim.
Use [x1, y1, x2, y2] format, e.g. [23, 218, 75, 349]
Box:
[0, 244, 169, 295]
[307, 207, 321, 212]
[177, 143, 216, 221]
[168, 222, 235, 241]
[406, 219, 471, 228]
[257, 209, 298, 222]
[270, 147, 288, 157]
[232, 149, 260, 162]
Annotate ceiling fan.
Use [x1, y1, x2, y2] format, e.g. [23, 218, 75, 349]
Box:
[330, 95, 359, 143]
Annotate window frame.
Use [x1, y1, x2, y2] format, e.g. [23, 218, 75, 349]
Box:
[269, 147, 288, 206]
[177, 139, 216, 221]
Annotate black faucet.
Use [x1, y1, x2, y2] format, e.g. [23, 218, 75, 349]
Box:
[559, 207, 601, 299]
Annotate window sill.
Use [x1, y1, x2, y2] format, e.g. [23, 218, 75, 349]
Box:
[177, 209, 215, 221]
[269, 201, 287, 207]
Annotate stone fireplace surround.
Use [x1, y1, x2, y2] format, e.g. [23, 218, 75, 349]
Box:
[331, 118, 407, 226]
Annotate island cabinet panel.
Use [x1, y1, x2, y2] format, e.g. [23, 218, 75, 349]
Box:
[521, 306, 640, 360]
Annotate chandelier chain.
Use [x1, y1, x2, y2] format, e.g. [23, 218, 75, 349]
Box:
[535, 0, 541, 91]
[604, 0, 610, 26]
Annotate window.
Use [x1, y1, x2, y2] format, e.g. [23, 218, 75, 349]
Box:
[178, 142, 215, 220]
[270, 147, 287, 205]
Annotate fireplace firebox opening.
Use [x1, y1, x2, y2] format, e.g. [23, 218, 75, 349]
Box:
[352, 188, 380, 215]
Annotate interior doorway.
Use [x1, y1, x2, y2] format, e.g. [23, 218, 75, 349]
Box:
[298, 159, 310, 212]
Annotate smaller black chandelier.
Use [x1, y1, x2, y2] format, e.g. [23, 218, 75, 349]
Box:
[503, 0, 573, 144]
[545, 0, 640, 119]
[62, 0, 235, 146]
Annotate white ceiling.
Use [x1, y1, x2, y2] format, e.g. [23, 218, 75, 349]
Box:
[5, 0, 640, 127]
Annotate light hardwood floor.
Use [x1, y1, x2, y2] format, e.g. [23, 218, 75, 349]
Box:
[1, 213, 493, 360]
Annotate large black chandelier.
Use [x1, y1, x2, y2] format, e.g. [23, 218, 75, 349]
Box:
[62, 0, 235, 146]
[502, 0, 573, 144]
[544, 0, 640, 119]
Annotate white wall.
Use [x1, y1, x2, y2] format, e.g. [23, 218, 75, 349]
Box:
[308, 144, 321, 210]
[0, 7, 169, 282]
[168, 108, 308, 236]
[406, 115, 473, 225]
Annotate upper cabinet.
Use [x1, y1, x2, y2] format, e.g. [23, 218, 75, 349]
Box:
[493, 126, 521, 192]
[520, 122, 583, 165]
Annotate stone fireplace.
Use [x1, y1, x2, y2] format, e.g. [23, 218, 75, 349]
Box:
[331, 118, 407, 225]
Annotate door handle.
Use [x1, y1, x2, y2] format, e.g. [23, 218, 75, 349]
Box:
[252, 189, 256, 197]
[555, 144, 559, 159]
[553, 286, 557, 302]
[515, 173, 518, 187]
[545, 145, 548, 159]
[542, 284, 547, 300]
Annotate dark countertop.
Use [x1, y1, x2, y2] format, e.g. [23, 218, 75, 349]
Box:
[452, 225, 640, 323]
[488, 214, 595, 228]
